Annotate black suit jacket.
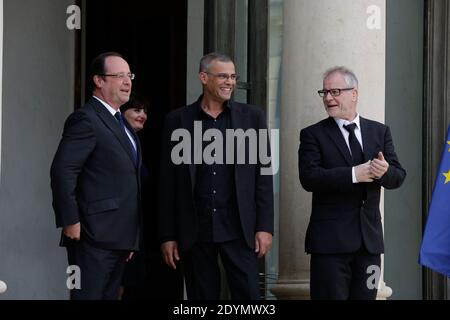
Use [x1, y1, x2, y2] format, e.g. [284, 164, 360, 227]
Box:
[157, 97, 274, 252]
[298, 117, 406, 254]
[50, 97, 142, 251]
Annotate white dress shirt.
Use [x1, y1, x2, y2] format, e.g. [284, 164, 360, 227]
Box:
[334, 114, 363, 183]
[93, 96, 137, 151]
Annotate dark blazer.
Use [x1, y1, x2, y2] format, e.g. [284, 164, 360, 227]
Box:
[157, 97, 274, 252]
[50, 97, 142, 251]
[298, 116, 406, 254]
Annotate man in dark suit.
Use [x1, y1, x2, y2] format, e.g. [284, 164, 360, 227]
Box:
[158, 52, 274, 300]
[50, 52, 141, 300]
[298, 66, 406, 300]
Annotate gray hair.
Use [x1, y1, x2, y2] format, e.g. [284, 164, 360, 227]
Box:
[199, 52, 233, 73]
[323, 66, 359, 88]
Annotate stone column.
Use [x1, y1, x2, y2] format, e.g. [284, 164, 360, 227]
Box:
[186, 0, 204, 103]
[0, 0, 3, 179]
[271, 0, 391, 300]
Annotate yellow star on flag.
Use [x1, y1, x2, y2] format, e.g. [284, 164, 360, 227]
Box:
[447, 141, 450, 152]
[444, 170, 450, 184]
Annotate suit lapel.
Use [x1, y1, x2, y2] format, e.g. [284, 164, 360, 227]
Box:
[124, 118, 141, 168]
[230, 102, 250, 192]
[323, 117, 353, 166]
[231, 102, 250, 150]
[89, 98, 137, 167]
[360, 117, 374, 162]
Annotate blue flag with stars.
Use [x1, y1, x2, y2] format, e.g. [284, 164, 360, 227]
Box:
[419, 125, 450, 277]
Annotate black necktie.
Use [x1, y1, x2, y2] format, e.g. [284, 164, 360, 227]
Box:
[344, 123, 367, 202]
[115, 112, 138, 166]
[343, 123, 364, 165]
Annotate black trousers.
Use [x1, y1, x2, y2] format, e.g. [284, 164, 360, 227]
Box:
[121, 250, 184, 300]
[66, 240, 128, 300]
[310, 247, 381, 300]
[183, 238, 260, 300]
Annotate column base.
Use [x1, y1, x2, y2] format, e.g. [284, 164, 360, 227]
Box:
[270, 279, 393, 300]
[270, 279, 310, 300]
[376, 281, 393, 300]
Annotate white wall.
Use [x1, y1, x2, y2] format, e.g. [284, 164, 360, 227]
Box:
[0, 0, 3, 182]
[0, 0, 75, 299]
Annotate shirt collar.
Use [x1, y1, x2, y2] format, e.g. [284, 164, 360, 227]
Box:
[195, 95, 232, 117]
[93, 96, 119, 117]
[334, 114, 361, 130]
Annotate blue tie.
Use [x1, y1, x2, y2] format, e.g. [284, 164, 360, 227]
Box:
[114, 112, 138, 166]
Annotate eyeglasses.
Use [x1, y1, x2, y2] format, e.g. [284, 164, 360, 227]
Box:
[100, 72, 135, 81]
[204, 72, 240, 81]
[317, 88, 354, 97]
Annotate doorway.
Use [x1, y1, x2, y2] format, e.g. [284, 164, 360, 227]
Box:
[80, 0, 188, 299]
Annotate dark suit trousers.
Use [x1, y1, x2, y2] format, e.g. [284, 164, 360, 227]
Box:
[66, 240, 129, 300]
[310, 246, 381, 300]
[183, 238, 260, 300]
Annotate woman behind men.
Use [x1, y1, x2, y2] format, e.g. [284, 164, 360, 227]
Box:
[120, 93, 184, 300]
[122, 95, 148, 132]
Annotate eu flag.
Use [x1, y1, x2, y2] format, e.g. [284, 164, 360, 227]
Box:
[419, 125, 450, 277]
